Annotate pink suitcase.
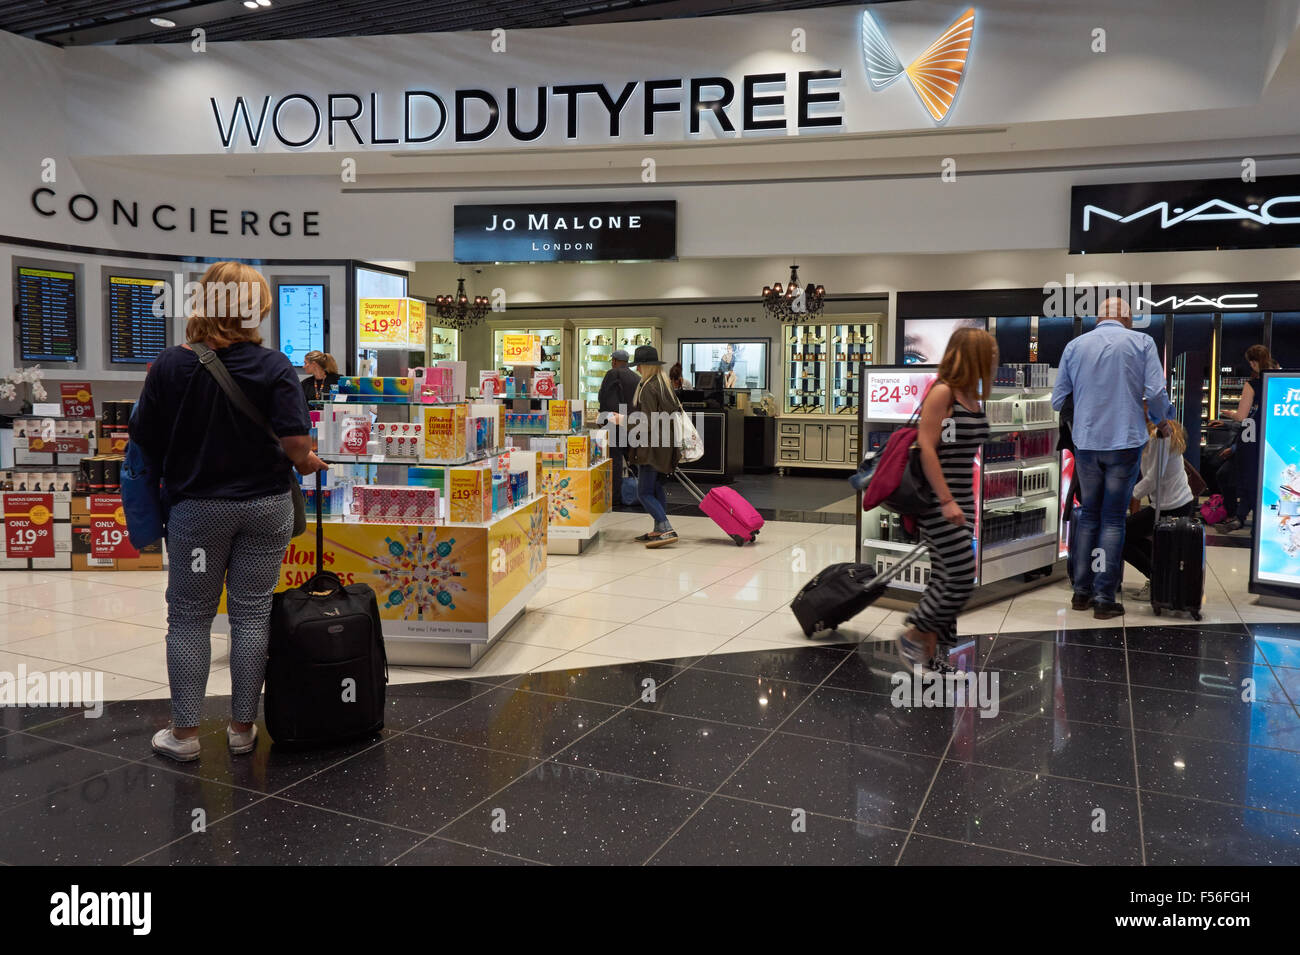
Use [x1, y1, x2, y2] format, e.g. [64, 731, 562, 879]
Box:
[675, 471, 763, 546]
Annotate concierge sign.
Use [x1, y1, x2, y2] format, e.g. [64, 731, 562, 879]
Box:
[1070, 176, 1300, 254]
[454, 201, 676, 263]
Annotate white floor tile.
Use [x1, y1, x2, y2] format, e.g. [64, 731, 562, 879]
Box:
[468, 641, 569, 677]
[625, 562, 738, 589]
[499, 612, 622, 651]
[716, 566, 813, 594]
[543, 568, 631, 591]
[528, 591, 669, 624]
[51, 587, 171, 619]
[526, 585, 586, 610]
[4, 621, 166, 665]
[0, 607, 106, 643]
[590, 575, 709, 600]
[682, 582, 794, 613]
[633, 602, 768, 638]
[580, 623, 731, 661]
[0, 578, 132, 608]
[529, 649, 639, 672]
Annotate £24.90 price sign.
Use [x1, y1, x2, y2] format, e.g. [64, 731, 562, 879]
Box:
[4, 493, 55, 559]
[90, 495, 139, 559]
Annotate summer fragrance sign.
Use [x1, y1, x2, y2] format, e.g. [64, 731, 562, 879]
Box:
[1070, 176, 1300, 254]
[454, 202, 676, 263]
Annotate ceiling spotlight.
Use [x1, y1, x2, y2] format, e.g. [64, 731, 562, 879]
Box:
[257, 0, 272, 5]
[149, 17, 176, 27]
[243, 1, 258, 7]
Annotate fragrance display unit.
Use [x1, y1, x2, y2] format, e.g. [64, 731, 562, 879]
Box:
[425, 325, 459, 363]
[500, 396, 612, 554]
[214, 395, 549, 668]
[572, 323, 661, 418]
[778, 316, 884, 472]
[855, 364, 1067, 611]
[3, 401, 164, 572]
[492, 326, 570, 391]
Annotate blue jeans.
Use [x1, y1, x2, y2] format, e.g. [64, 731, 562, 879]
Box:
[637, 465, 672, 532]
[1072, 447, 1142, 604]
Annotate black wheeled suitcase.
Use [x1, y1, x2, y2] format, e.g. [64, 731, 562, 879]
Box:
[1149, 437, 1205, 620]
[791, 544, 926, 637]
[266, 471, 388, 746]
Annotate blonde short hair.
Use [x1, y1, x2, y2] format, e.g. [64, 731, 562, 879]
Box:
[185, 261, 271, 347]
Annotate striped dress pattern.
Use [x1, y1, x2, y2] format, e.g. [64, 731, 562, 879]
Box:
[905, 403, 988, 649]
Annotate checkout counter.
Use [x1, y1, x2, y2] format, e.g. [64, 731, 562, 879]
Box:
[677, 372, 755, 481]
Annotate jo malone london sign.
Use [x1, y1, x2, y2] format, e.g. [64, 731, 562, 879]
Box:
[453, 201, 676, 262]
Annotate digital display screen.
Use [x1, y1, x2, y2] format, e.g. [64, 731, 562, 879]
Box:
[17, 266, 77, 363]
[864, 368, 937, 422]
[278, 284, 325, 360]
[107, 275, 168, 364]
[679, 339, 768, 390]
[1252, 371, 1300, 588]
[901, 318, 987, 365]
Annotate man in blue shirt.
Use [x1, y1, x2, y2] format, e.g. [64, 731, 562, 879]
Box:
[1052, 297, 1175, 618]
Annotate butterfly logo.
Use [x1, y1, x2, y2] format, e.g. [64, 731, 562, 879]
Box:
[861, 6, 976, 124]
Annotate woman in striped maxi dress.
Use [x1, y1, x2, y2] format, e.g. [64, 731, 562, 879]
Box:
[898, 327, 995, 673]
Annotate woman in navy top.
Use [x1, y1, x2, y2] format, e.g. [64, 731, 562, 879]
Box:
[130, 261, 326, 762]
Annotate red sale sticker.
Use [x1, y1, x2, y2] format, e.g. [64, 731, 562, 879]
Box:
[90, 495, 139, 559]
[60, 382, 96, 419]
[4, 493, 55, 559]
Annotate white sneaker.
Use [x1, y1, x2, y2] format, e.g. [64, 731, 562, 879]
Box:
[227, 723, 258, 755]
[151, 727, 201, 762]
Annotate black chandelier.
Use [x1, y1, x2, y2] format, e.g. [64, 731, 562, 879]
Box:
[760, 263, 825, 322]
[434, 277, 490, 329]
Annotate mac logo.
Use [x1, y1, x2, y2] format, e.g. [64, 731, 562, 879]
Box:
[1134, 293, 1259, 311]
[861, 6, 975, 124]
[1083, 197, 1300, 231]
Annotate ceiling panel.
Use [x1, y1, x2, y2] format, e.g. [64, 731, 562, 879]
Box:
[2, 0, 891, 47]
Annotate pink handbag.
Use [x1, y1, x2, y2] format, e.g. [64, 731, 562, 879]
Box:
[1200, 494, 1227, 524]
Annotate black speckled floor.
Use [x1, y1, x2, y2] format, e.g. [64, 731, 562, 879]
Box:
[3, 621, 1299, 865]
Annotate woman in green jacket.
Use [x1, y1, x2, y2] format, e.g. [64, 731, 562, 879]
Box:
[627, 345, 681, 548]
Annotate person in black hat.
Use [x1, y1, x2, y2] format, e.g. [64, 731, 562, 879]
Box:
[626, 345, 680, 547]
[598, 348, 641, 507]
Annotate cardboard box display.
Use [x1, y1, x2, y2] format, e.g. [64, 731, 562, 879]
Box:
[421, 403, 468, 461]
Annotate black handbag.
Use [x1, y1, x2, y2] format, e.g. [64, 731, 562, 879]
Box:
[191, 342, 307, 537]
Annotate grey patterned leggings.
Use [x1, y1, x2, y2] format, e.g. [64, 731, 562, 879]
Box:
[164, 491, 294, 727]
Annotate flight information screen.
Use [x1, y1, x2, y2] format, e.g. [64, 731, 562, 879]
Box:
[278, 284, 325, 360]
[17, 266, 78, 362]
[107, 275, 168, 364]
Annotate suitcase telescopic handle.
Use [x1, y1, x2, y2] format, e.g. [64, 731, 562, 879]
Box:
[316, 468, 324, 576]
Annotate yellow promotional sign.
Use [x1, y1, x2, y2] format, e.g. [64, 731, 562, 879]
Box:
[502, 334, 541, 365]
[539, 460, 611, 527]
[407, 299, 426, 347]
[359, 298, 408, 348]
[546, 399, 571, 433]
[221, 523, 489, 626]
[488, 495, 549, 617]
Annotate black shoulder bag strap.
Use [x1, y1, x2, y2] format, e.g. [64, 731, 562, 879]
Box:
[190, 342, 308, 538]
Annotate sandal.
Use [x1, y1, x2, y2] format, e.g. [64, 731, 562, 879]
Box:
[645, 531, 678, 548]
[896, 632, 930, 670]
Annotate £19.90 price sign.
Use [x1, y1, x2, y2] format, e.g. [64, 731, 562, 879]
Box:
[90, 495, 139, 559]
[60, 381, 95, 419]
[4, 493, 55, 559]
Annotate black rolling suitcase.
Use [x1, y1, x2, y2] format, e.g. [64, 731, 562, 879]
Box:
[266, 471, 388, 746]
[1149, 436, 1205, 621]
[792, 543, 926, 637]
